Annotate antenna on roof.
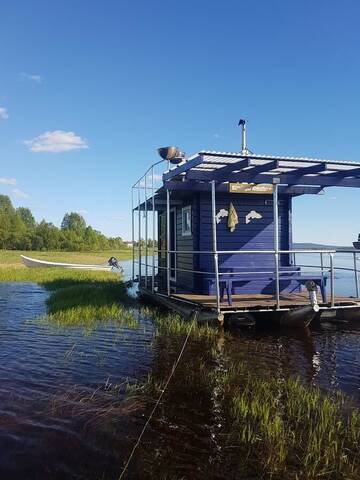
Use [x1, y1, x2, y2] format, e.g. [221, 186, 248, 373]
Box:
[238, 118, 249, 154]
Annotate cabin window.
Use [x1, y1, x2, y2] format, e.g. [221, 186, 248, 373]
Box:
[182, 206, 192, 236]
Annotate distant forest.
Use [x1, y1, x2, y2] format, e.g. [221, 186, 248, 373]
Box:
[0, 194, 127, 251]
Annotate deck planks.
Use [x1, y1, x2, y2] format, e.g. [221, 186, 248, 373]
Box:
[172, 291, 360, 310]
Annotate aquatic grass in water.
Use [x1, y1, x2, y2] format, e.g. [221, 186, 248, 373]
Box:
[140, 305, 222, 339]
[40, 276, 138, 328]
[223, 370, 360, 478]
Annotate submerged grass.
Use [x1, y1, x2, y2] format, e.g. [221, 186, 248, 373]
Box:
[39, 274, 138, 328]
[131, 352, 360, 479]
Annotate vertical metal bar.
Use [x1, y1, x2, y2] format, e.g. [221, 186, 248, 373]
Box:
[144, 173, 148, 289]
[320, 252, 324, 276]
[353, 252, 359, 298]
[138, 186, 141, 285]
[330, 253, 335, 307]
[211, 181, 221, 314]
[273, 183, 280, 309]
[131, 187, 135, 282]
[152, 166, 155, 293]
[166, 188, 171, 297]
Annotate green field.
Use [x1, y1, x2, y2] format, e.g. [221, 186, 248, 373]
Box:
[0, 249, 132, 268]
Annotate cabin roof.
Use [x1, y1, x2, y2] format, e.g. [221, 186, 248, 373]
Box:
[163, 150, 360, 188]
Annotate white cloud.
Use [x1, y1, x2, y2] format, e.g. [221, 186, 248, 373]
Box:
[0, 107, 9, 120]
[24, 130, 89, 153]
[77, 209, 88, 215]
[213, 133, 221, 139]
[21, 72, 42, 83]
[11, 188, 29, 199]
[0, 177, 17, 186]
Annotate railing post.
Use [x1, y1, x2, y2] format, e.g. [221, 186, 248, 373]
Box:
[131, 187, 135, 282]
[144, 172, 148, 289]
[138, 186, 142, 286]
[330, 253, 335, 307]
[320, 252, 324, 277]
[166, 188, 171, 297]
[353, 251, 359, 298]
[211, 180, 221, 314]
[273, 181, 280, 309]
[151, 166, 155, 293]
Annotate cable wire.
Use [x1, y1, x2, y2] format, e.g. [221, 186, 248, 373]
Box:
[118, 316, 196, 479]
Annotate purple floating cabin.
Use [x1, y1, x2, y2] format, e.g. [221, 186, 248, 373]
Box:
[132, 123, 360, 326]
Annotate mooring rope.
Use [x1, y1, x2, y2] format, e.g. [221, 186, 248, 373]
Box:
[118, 315, 196, 480]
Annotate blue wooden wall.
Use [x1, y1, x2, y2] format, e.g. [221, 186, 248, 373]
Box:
[195, 192, 299, 295]
[157, 191, 300, 296]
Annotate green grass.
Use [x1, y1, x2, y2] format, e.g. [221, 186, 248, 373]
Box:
[228, 373, 360, 478]
[0, 249, 137, 328]
[40, 276, 138, 329]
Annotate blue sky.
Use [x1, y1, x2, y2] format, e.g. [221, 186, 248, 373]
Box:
[0, 0, 359, 245]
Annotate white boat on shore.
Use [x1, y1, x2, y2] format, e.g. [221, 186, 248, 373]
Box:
[21, 255, 123, 272]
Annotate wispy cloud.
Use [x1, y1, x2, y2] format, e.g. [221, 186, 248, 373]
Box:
[77, 209, 88, 215]
[0, 107, 9, 120]
[20, 72, 42, 84]
[11, 188, 30, 199]
[24, 130, 89, 153]
[0, 177, 17, 186]
[213, 133, 221, 139]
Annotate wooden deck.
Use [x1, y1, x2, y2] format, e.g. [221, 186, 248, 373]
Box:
[172, 291, 360, 311]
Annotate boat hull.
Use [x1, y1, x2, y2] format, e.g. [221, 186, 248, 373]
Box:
[21, 255, 115, 272]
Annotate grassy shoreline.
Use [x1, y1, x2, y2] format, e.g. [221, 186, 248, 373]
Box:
[0, 249, 132, 282]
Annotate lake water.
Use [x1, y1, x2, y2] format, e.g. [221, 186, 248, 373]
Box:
[0, 258, 360, 479]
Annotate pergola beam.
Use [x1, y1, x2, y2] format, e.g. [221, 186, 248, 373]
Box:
[163, 155, 203, 181]
[325, 167, 360, 178]
[291, 163, 328, 177]
[247, 160, 279, 176]
[185, 169, 360, 187]
[162, 180, 324, 195]
[213, 158, 250, 177]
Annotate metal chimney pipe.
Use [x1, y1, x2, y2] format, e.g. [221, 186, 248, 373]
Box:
[238, 119, 247, 154]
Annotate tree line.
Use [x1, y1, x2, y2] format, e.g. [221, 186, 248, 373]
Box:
[0, 194, 127, 251]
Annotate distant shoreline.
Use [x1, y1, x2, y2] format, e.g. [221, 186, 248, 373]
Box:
[294, 242, 355, 251]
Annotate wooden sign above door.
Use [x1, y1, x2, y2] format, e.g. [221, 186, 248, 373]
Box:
[229, 183, 273, 194]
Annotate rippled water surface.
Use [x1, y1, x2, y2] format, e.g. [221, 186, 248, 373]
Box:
[1, 260, 360, 479]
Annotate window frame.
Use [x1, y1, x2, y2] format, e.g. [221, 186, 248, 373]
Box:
[181, 205, 192, 236]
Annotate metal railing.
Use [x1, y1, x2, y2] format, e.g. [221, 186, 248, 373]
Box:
[134, 248, 360, 312]
[132, 161, 360, 313]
